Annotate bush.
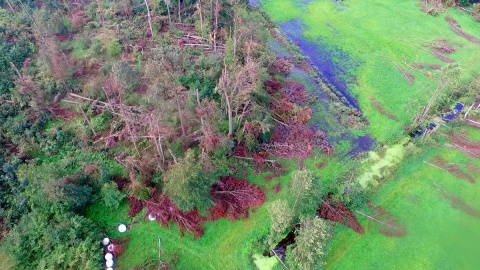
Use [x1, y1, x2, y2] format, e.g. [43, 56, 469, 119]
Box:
[5, 209, 102, 270]
[106, 39, 122, 57]
[100, 182, 125, 210]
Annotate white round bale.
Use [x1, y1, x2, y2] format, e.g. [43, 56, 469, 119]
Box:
[102, 237, 110, 246]
[118, 224, 127, 233]
[105, 253, 113, 260]
[106, 259, 114, 267]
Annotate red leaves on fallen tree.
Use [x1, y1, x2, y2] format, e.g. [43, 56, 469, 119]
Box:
[146, 191, 205, 239]
[284, 80, 308, 104]
[318, 196, 364, 234]
[128, 196, 144, 217]
[209, 177, 266, 221]
[265, 125, 333, 158]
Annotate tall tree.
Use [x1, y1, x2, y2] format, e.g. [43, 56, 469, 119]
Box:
[291, 169, 321, 218]
[267, 199, 294, 246]
[288, 217, 329, 270]
[163, 150, 215, 211]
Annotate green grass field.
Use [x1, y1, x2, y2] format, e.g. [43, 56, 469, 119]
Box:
[326, 126, 480, 269]
[86, 148, 357, 269]
[259, 0, 480, 142]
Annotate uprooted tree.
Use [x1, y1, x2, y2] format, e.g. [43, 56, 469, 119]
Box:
[355, 203, 407, 237]
[209, 176, 265, 221]
[318, 196, 364, 234]
[146, 191, 205, 239]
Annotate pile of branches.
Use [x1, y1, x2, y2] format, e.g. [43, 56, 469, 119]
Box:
[128, 196, 144, 217]
[423, 38, 456, 53]
[209, 177, 265, 221]
[318, 196, 364, 234]
[146, 191, 205, 239]
[263, 125, 334, 159]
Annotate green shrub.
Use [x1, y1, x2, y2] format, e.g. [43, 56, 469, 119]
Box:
[100, 182, 125, 210]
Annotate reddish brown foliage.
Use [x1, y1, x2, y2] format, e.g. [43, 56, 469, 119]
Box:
[82, 163, 99, 175]
[272, 183, 282, 194]
[110, 237, 129, 257]
[209, 177, 266, 221]
[128, 196, 144, 217]
[449, 133, 480, 158]
[231, 144, 249, 157]
[318, 197, 364, 234]
[368, 97, 399, 121]
[253, 152, 269, 167]
[264, 174, 275, 181]
[48, 104, 79, 120]
[395, 65, 415, 85]
[266, 125, 333, 158]
[146, 191, 205, 239]
[113, 176, 129, 191]
[264, 77, 284, 94]
[423, 39, 456, 54]
[271, 57, 293, 76]
[465, 115, 480, 129]
[367, 205, 407, 237]
[273, 98, 294, 115]
[446, 16, 480, 44]
[199, 124, 220, 153]
[284, 80, 308, 103]
[431, 50, 455, 63]
[436, 184, 480, 218]
[430, 156, 475, 183]
[428, 64, 442, 70]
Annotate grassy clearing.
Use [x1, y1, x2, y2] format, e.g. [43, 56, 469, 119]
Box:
[325, 125, 480, 269]
[259, 0, 480, 142]
[86, 150, 354, 269]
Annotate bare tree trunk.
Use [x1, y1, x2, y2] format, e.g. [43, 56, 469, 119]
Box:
[80, 107, 97, 136]
[195, 89, 205, 127]
[197, 0, 204, 37]
[355, 210, 394, 229]
[144, 0, 155, 39]
[271, 249, 290, 270]
[221, 64, 233, 137]
[120, 105, 140, 155]
[174, 88, 186, 137]
[164, 0, 172, 24]
[5, 0, 14, 12]
[177, 0, 181, 22]
[214, 0, 220, 53]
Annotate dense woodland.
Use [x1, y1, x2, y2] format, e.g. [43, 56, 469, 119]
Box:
[0, 0, 334, 269]
[0, 0, 479, 269]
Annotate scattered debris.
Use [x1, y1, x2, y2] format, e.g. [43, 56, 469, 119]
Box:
[445, 16, 480, 44]
[394, 63, 415, 84]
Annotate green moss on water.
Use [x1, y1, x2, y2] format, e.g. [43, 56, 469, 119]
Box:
[358, 138, 408, 187]
[253, 254, 279, 270]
